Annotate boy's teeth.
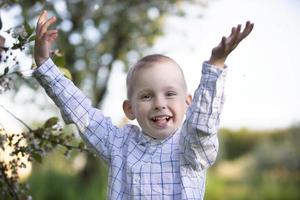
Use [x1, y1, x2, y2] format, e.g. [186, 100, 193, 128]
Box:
[153, 116, 170, 121]
[151, 116, 170, 127]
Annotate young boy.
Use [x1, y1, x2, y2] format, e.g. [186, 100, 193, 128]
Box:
[34, 10, 253, 200]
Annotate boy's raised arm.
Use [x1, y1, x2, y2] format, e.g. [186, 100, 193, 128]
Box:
[180, 21, 254, 170]
[34, 10, 58, 67]
[208, 21, 254, 68]
[32, 11, 127, 162]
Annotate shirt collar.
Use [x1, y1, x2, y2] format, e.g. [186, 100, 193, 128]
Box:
[137, 130, 178, 146]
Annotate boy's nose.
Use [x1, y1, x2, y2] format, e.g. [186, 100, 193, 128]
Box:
[153, 96, 166, 110]
[154, 105, 166, 110]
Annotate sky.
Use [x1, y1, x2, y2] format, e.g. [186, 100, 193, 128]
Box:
[1, 0, 300, 132]
[102, 0, 300, 130]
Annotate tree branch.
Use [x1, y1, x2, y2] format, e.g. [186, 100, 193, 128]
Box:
[0, 104, 33, 132]
[0, 162, 20, 200]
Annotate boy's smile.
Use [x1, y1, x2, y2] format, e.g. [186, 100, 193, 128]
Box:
[123, 61, 192, 139]
[150, 115, 171, 128]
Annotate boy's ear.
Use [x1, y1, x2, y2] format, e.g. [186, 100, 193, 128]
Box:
[186, 94, 192, 106]
[123, 100, 136, 120]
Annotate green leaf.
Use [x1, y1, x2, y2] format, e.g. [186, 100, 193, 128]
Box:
[11, 42, 21, 49]
[33, 128, 44, 136]
[53, 54, 72, 79]
[24, 21, 34, 36]
[4, 67, 9, 75]
[53, 54, 65, 66]
[78, 142, 85, 151]
[44, 117, 59, 128]
[28, 34, 36, 42]
[18, 35, 25, 43]
[59, 67, 72, 80]
[31, 152, 42, 163]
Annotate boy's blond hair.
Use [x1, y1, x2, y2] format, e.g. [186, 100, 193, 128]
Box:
[126, 54, 188, 99]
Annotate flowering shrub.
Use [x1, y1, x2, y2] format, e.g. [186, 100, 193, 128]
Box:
[0, 20, 35, 95]
[0, 115, 86, 200]
[0, 17, 86, 200]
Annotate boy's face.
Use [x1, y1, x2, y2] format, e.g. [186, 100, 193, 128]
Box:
[123, 61, 192, 140]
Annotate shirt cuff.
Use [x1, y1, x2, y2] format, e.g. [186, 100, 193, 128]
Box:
[33, 58, 64, 82]
[202, 61, 228, 79]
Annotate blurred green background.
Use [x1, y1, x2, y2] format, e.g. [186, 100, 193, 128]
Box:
[27, 125, 300, 200]
[1, 0, 300, 199]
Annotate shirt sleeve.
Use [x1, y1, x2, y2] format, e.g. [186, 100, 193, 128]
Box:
[180, 61, 227, 170]
[34, 58, 126, 163]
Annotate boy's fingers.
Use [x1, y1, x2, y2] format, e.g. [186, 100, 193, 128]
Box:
[226, 27, 236, 47]
[245, 21, 251, 29]
[238, 21, 254, 42]
[41, 30, 58, 41]
[38, 16, 57, 38]
[229, 27, 236, 38]
[45, 32, 58, 42]
[46, 30, 59, 34]
[228, 25, 241, 49]
[43, 30, 59, 38]
[241, 22, 251, 37]
[245, 23, 254, 36]
[36, 10, 47, 33]
[221, 36, 227, 52]
[245, 21, 254, 31]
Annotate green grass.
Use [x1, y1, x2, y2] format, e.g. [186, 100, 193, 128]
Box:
[27, 151, 108, 200]
[205, 170, 300, 200]
[28, 168, 108, 200]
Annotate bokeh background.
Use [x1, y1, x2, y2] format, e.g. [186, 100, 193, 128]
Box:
[0, 0, 299, 199]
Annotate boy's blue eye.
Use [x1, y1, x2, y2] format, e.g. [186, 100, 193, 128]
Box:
[166, 91, 177, 97]
[141, 94, 151, 100]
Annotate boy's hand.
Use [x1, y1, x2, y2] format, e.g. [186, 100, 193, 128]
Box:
[34, 10, 58, 67]
[208, 21, 254, 68]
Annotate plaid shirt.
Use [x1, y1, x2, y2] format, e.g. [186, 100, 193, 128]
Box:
[34, 58, 227, 200]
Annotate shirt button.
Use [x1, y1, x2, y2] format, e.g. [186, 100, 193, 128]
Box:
[134, 176, 140, 183]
